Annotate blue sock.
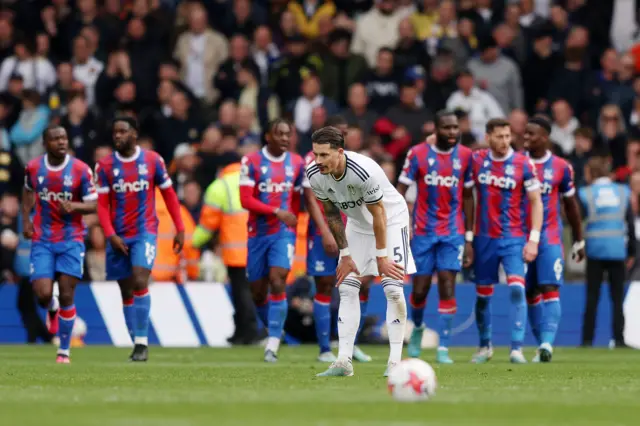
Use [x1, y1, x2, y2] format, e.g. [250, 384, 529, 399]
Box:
[58, 305, 76, 354]
[410, 293, 426, 328]
[527, 295, 543, 345]
[123, 298, 135, 342]
[475, 286, 493, 347]
[267, 294, 288, 339]
[356, 297, 368, 343]
[313, 294, 332, 353]
[509, 282, 526, 351]
[133, 289, 151, 345]
[541, 290, 561, 346]
[438, 299, 456, 349]
[256, 300, 269, 328]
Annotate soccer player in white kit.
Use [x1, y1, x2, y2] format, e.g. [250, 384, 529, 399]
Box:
[305, 126, 416, 377]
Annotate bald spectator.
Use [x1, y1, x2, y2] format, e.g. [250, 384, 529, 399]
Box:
[174, 4, 229, 106]
[351, 0, 403, 67]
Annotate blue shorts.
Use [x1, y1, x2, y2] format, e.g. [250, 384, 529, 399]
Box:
[247, 232, 296, 282]
[473, 236, 526, 285]
[411, 234, 465, 276]
[106, 234, 157, 281]
[526, 243, 564, 290]
[30, 241, 86, 281]
[307, 234, 338, 277]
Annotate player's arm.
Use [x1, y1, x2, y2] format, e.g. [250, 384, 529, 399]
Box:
[60, 165, 98, 214]
[462, 186, 475, 267]
[560, 163, 585, 261]
[525, 187, 543, 262]
[322, 199, 348, 250]
[396, 148, 415, 197]
[154, 154, 185, 252]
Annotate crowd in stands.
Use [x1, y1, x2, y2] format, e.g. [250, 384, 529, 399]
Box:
[2, 0, 640, 284]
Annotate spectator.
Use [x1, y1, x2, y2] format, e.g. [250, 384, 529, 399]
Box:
[409, 0, 439, 41]
[467, 35, 523, 114]
[156, 90, 204, 163]
[493, 22, 524, 67]
[172, 143, 200, 201]
[298, 105, 327, 154]
[319, 29, 367, 108]
[550, 99, 579, 156]
[252, 26, 280, 87]
[518, 0, 545, 35]
[0, 38, 56, 95]
[10, 90, 50, 165]
[502, 3, 527, 65]
[350, 0, 402, 67]
[215, 34, 255, 104]
[446, 69, 504, 140]
[523, 23, 559, 115]
[125, 18, 164, 107]
[394, 18, 431, 78]
[0, 18, 15, 64]
[46, 63, 76, 119]
[217, 100, 238, 128]
[140, 79, 177, 140]
[424, 0, 458, 57]
[292, 72, 338, 134]
[0, 134, 23, 196]
[288, 0, 336, 40]
[60, 92, 103, 166]
[548, 3, 570, 52]
[343, 83, 378, 139]
[344, 125, 364, 151]
[454, 108, 477, 147]
[236, 105, 261, 146]
[182, 179, 203, 222]
[383, 81, 434, 148]
[568, 127, 594, 188]
[423, 53, 457, 112]
[237, 60, 280, 134]
[509, 108, 528, 151]
[595, 104, 628, 173]
[224, 0, 266, 39]
[363, 48, 400, 114]
[270, 34, 323, 108]
[273, 9, 299, 49]
[71, 35, 104, 107]
[173, 4, 229, 106]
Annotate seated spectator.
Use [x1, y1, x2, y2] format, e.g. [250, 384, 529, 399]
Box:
[236, 105, 261, 146]
[446, 69, 503, 140]
[394, 18, 431, 78]
[223, 0, 266, 39]
[252, 26, 280, 87]
[71, 35, 104, 107]
[237, 60, 280, 133]
[10, 90, 50, 165]
[59, 92, 103, 166]
[350, 0, 402, 67]
[156, 90, 204, 163]
[423, 53, 457, 112]
[362, 48, 400, 114]
[342, 83, 378, 139]
[0, 37, 55, 95]
[215, 34, 255, 104]
[288, 0, 336, 40]
[568, 127, 594, 188]
[409, 0, 439, 41]
[291, 72, 338, 134]
[550, 99, 579, 156]
[425, 0, 458, 57]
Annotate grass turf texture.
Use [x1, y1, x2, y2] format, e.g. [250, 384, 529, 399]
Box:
[0, 346, 638, 426]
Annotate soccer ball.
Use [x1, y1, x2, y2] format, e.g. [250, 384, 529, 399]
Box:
[387, 359, 437, 402]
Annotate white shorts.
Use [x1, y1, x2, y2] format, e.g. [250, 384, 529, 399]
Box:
[344, 213, 416, 278]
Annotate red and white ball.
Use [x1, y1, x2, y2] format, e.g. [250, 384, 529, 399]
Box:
[387, 359, 437, 402]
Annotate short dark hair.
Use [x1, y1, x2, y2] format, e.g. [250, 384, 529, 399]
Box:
[574, 127, 594, 140]
[267, 118, 290, 134]
[529, 115, 552, 134]
[326, 115, 347, 127]
[312, 126, 344, 149]
[485, 118, 510, 134]
[435, 110, 457, 127]
[113, 115, 139, 132]
[42, 125, 64, 142]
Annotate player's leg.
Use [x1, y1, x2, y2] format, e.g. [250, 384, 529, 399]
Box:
[407, 235, 435, 358]
[30, 243, 59, 336]
[382, 224, 412, 376]
[126, 235, 157, 362]
[263, 233, 296, 361]
[353, 278, 372, 362]
[53, 242, 86, 363]
[525, 260, 543, 350]
[307, 235, 336, 362]
[432, 236, 464, 364]
[106, 240, 136, 343]
[501, 239, 528, 364]
[536, 245, 565, 362]
[471, 237, 498, 363]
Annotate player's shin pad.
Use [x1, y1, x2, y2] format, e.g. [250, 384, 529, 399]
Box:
[337, 278, 361, 361]
[382, 279, 406, 363]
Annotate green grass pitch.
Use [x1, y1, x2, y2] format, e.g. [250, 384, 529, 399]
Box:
[0, 345, 639, 426]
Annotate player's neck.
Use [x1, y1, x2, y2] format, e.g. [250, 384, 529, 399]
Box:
[489, 147, 513, 161]
[529, 149, 550, 162]
[331, 153, 347, 180]
[45, 153, 68, 170]
[263, 145, 286, 162]
[116, 145, 140, 162]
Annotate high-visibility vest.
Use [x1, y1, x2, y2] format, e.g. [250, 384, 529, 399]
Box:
[152, 189, 199, 283]
[287, 212, 309, 283]
[579, 179, 630, 261]
[192, 163, 249, 267]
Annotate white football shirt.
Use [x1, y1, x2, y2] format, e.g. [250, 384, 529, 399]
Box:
[304, 151, 408, 235]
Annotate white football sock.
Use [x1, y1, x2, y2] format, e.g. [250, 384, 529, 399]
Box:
[265, 337, 281, 353]
[48, 295, 59, 312]
[383, 279, 407, 364]
[337, 278, 361, 362]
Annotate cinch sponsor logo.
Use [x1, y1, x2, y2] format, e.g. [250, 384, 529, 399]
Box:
[113, 179, 150, 193]
[478, 172, 516, 189]
[334, 197, 365, 210]
[424, 172, 459, 188]
[541, 182, 553, 194]
[38, 188, 72, 202]
[258, 179, 293, 193]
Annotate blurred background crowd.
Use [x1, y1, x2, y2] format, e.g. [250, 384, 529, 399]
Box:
[2, 0, 640, 289]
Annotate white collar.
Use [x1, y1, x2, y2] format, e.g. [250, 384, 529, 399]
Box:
[594, 177, 612, 185]
[432, 144, 454, 154]
[262, 146, 286, 163]
[45, 154, 69, 172]
[489, 148, 514, 162]
[529, 150, 552, 164]
[115, 146, 141, 163]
